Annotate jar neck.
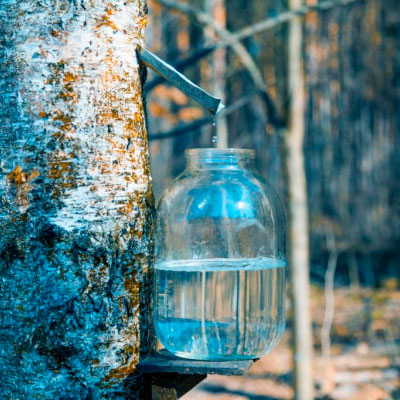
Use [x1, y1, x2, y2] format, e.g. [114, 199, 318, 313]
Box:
[185, 148, 255, 170]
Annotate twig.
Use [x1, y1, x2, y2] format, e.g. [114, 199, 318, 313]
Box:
[156, 0, 284, 126]
[158, 0, 266, 93]
[148, 117, 212, 141]
[215, 0, 363, 49]
[151, 0, 362, 125]
[148, 91, 258, 141]
[149, 0, 363, 89]
[347, 250, 360, 289]
[321, 231, 338, 369]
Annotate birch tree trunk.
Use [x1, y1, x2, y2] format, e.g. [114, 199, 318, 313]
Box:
[285, 0, 314, 398]
[0, 1, 154, 398]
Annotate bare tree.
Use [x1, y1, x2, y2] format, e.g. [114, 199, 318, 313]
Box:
[204, 0, 229, 147]
[285, 0, 314, 398]
[0, 1, 154, 398]
[320, 231, 338, 393]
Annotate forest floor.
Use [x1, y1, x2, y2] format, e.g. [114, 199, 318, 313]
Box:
[183, 284, 400, 400]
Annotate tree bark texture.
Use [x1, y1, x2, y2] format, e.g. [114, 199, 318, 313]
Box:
[285, 0, 314, 399]
[0, 1, 154, 398]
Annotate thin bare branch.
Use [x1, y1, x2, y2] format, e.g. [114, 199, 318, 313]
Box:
[158, 0, 266, 93]
[148, 0, 363, 89]
[216, 0, 364, 49]
[148, 91, 258, 141]
[155, 0, 286, 126]
[321, 232, 338, 372]
[149, 0, 362, 126]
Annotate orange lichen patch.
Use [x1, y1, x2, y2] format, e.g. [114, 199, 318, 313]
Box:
[47, 60, 66, 85]
[52, 111, 73, 132]
[62, 72, 78, 84]
[118, 200, 134, 215]
[124, 270, 140, 308]
[135, 103, 145, 122]
[99, 163, 112, 175]
[8, 165, 40, 185]
[8, 165, 26, 184]
[95, 15, 118, 31]
[105, 3, 117, 13]
[123, 118, 140, 138]
[138, 16, 148, 30]
[111, 109, 120, 119]
[55, 72, 79, 104]
[52, 111, 71, 123]
[128, 217, 145, 239]
[57, 91, 76, 103]
[48, 161, 74, 180]
[97, 110, 122, 125]
[104, 356, 138, 383]
[29, 170, 40, 180]
[118, 297, 124, 312]
[102, 67, 120, 86]
[52, 131, 64, 140]
[50, 29, 62, 38]
[7, 166, 40, 207]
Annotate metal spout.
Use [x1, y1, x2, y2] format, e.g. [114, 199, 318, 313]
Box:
[138, 46, 224, 115]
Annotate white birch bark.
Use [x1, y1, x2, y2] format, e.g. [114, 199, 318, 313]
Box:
[0, 0, 153, 398]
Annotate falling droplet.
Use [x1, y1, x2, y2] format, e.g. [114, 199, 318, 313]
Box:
[212, 102, 224, 127]
[212, 135, 218, 144]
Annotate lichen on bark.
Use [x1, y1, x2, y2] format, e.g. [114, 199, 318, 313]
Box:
[0, 0, 153, 398]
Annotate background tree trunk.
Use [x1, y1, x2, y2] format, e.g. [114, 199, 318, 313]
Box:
[204, 0, 228, 148]
[0, 1, 154, 398]
[285, 0, 314, 398]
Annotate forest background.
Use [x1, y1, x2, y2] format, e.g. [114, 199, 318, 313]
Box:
[145, 0, 400, 399]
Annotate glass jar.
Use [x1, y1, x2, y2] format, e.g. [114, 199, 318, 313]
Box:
[154, 149, 286, 360]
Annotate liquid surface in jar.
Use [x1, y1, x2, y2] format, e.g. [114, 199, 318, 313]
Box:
[154, 257, 286, 360]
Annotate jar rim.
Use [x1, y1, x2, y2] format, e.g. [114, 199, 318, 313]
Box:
[185, 148, 255, 159]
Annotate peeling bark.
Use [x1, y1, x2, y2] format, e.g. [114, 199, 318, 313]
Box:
[0, 1, 154, 398]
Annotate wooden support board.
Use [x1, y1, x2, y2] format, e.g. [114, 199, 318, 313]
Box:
[138, 350, 256, 399]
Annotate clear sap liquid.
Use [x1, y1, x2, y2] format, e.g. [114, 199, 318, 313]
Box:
[154, 257, 286, 360]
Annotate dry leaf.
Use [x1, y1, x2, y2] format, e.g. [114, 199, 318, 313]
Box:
[178, 107, 203, 122]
